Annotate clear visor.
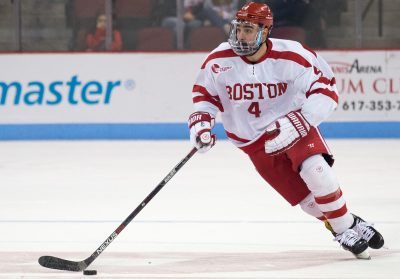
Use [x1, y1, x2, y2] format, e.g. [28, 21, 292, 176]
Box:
[228, 20, 264, 56]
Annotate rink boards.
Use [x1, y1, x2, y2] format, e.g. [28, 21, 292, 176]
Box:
[1, 50, 399, 139]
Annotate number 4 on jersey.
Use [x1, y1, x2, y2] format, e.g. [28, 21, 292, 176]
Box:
[248, 102, 261, 117]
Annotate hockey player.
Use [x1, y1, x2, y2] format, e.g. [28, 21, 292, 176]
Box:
[188, 2, 384, 259]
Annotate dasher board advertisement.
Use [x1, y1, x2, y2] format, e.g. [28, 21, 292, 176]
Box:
[0, 51, 399, 139]
[321, 50, 400, 122]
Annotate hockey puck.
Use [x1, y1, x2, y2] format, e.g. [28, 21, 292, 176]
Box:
[83, 269, 97, 275]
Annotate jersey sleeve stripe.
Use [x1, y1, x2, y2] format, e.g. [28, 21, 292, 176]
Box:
[192, 85, 224, 112]
[268, 50, 312, 68]
[309, 76, 336, 87]
[306, 88, 339, 103]
[307, 76, 336, 93]
[201, 49, 237, 69]
[193, 84, 222, 103]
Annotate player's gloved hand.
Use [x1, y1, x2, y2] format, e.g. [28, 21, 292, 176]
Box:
[265, 111, 310, 155]
[188, 111, 216, 153]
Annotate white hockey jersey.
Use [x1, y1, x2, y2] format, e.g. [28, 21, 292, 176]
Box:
[191, 38, 338, 149]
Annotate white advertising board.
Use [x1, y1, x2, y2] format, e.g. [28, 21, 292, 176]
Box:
[0, 53, 205, 123]
[1, 51, 399, 124]
[0, 50, 399, 139]
[320, 50, 400, 121]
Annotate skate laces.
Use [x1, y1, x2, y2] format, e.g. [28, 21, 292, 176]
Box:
[354, 220, 375, 241]
[334, 229, 361, 246]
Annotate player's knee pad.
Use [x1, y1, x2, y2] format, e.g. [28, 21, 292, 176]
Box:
[299, 154, 339, 197]
[299, 193, 324, 218]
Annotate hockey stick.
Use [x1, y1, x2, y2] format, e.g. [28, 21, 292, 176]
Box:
[38, 147, 198, 272]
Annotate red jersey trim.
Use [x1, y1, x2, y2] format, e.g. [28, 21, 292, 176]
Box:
[201, 49, 238, 69]
[307, 76, 337, 95]
[306, 87, 339, 104]
[225, 131, 250, 143]
[268, 49, 312, 68]
[313, 76, 336, 87]
[192, 85, 224, 112]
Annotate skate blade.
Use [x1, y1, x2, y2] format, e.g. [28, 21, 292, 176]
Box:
[354, 250, 371, 260]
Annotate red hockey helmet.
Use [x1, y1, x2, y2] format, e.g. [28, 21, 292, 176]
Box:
[236, 2, 273, 29]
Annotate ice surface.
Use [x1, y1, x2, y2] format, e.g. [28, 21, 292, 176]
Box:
[0, 140, 399, 278]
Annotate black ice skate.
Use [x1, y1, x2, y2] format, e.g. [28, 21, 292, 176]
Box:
[334, 228, 370, 259]
[351, 214, 384, 249]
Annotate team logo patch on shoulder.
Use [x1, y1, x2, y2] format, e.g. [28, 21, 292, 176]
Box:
[211, 63, 232, 74]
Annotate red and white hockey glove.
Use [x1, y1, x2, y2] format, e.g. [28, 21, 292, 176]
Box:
[188, 111, 216, 153]
[265, 111, 311, 155]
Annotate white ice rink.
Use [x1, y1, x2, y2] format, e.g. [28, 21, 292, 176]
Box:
[1, 139, 399, 279]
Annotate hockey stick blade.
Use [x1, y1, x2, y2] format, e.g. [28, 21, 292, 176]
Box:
[38, 147, 198, 272]
[38, 256, 87, 271]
